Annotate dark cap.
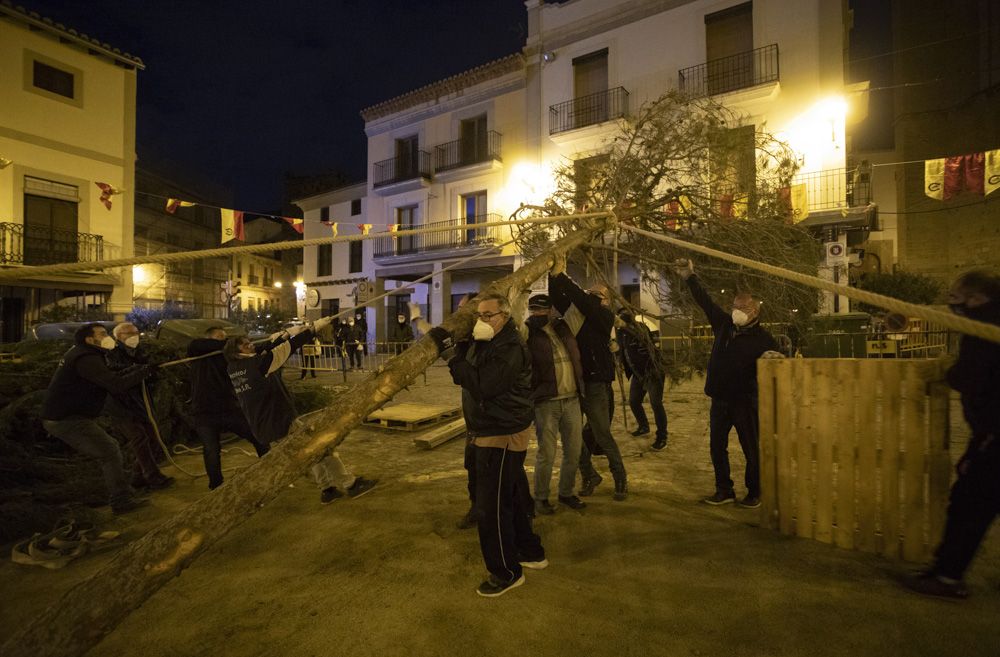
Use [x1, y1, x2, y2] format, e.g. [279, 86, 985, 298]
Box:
[528, 294, 551, 310]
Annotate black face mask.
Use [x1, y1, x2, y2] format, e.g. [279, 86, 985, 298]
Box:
[525, 315, 548, 330]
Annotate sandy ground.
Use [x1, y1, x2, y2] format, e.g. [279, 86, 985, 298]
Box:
[2, 364, 998, 657]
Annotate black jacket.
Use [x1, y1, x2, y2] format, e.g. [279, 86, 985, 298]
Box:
[525, 318, 584, 401]
[946, 302, 1000, 437]
[688, 275, 777, 400]
[42, 344, 150, 420]
[448, 320, 534, 437]
[104, 342, 151, 419]
[227, 330, 314, 445]
[618, 319, 662, 379]
[187, 337, 241, 416]
[389, 321, 414, 343]
[548, 272, 616, 383]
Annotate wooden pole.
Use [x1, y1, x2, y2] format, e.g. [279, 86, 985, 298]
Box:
[2, 221, 605, 657]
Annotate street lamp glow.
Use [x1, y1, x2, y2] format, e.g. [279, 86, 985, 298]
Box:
[273, 281, 283, 288]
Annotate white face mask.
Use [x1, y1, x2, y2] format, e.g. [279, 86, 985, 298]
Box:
[472, 319, 496, 341]
[124, 336, 140, 349]
[731, 309, 750, 327]
[99, 336, 117, 350]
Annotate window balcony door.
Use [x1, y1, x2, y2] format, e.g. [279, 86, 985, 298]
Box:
[23, 194, 79, 265]
[461, 192, 487, 246]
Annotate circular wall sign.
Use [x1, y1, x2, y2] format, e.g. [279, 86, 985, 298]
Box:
[306, 288, 321, 307]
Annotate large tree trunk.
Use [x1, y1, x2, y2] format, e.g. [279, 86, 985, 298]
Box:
[3, 222, 604, 657]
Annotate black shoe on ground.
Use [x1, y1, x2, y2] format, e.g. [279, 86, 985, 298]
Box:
[534, 500, 555, 516]
[519, 557, 549, 570]
[631, 427, 650, 437]
[320, 487, 343, 505]
[739, 494, 761, 509]
[145, 475, 175, 490]
[111, 496, 150, 515]
[579, 473, 603, 497]
[901, 571, 969, 600]
[347, 477, 378, 498]
[558, 495, 586, 510]
[457, 507, 480, 530]
[477, 573, 525, 598]
[651, 438, 667, 451]
[702, 490, 736, 505]
[613, 479, 628, 501]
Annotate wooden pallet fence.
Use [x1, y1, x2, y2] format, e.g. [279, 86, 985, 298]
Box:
[757, 358, 951, 562]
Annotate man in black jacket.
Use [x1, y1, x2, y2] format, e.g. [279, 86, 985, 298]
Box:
[104, 322, 174, 490]
[428, 293, 546, 597]
[224, 319, 376, 504]
[548, 255, 628, 501]
[904, 270, 1000, 599]
[618, 310, 668, 451]
[187, 326, 268, 490]
[41, 323, 154, 514]
[676, 259, 776, 508]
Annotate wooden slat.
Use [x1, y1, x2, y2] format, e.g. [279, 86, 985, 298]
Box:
[901, 363, 928, 561]
[775, 360, 795, 536]
[813, 360, 835, 543]
[795, 360, 815, 539]
[855, 359, 879, 553]
[757, 361, 779, 530]
[834, 359, 857, 550]
[412, 418, 467, 450]
[878, 363, 903, 559]
[927, 378, 952, 546]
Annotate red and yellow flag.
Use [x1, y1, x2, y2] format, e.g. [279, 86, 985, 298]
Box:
[221, 209, 245, 243]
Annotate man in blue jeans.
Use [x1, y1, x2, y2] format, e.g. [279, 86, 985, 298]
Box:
[41, 323, 155, 514]
[524, 294, 586, 514]
[675, 259, 776, 508]
[548, 254, 628, 501]
[618, 309, 668, 451]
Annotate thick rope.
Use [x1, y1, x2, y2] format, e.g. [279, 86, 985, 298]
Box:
[0, 212, 608, 281]
[620, 223, 1000, 344]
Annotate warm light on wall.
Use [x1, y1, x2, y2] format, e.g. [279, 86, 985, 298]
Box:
[499, 161, 557, 210]
[777, 96, 848, 171]
[132, 264, 149, 285]
[273, 281, 283, 288]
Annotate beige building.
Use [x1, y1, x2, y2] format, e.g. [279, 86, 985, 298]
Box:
[0, 3, 141, 341]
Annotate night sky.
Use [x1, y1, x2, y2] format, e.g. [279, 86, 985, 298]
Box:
[21, 1, 527, 212]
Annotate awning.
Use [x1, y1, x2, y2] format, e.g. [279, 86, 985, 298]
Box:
[0, 269, 117, 292]
[798, 204, 878, 231]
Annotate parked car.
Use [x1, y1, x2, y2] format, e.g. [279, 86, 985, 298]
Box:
[27, 321, 117, 341]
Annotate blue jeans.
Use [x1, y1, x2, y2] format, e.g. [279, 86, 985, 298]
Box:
[533, 396, 583, 500]
[578, 381, 626, 484]
[709, 397, 760, 497]
[43, 417, 131, 507]
[628, 371, 667, 439]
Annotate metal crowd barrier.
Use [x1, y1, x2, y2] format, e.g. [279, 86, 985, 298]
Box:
[292, 341, 427, 383]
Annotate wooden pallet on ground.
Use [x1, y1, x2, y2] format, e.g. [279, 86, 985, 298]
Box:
[364, 402, 462, 432]
[412, 417, 466, 450]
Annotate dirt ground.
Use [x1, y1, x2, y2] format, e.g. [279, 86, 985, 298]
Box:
[2, 364, 998, 657]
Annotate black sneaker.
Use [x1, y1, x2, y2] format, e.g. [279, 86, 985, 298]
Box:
[901, 571, 969, 600]
[613, 479, 628, 501]
[476, 574, 525, 598]
[111, 496, 150, 515]
[320, 487, 343, 505]
[651, 438, 667, 451]
[519, 557, 549, 570]
[558, 495, 586, 510]
[702, 490, 736, 505]
[534, 500, 555, 516]
[346, 477, 378, 499]
[579, 473, 603, 497]
[456, 507, 480, 530]
[631, 427, 650, 437]
[739, 494, 761, 509]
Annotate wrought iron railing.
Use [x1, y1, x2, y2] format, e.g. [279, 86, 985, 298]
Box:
[549, 87, 629, 135]
[792, 166, 872, 210]
[0, 222, 104, 266]
[372, 151, 433, 188]
[679, 44, 779, 97]
[434, 131, 503, 172]
[247, 274, 260, 285]
[373, 213, 504, 258]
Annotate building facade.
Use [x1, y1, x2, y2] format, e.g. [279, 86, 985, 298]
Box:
[298, 0, 866, 339]
[0, 2, 141, 341]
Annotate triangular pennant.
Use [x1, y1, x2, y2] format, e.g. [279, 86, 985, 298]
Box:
[94, 182, 121, 211]
[282, 216, 304, 234]
[165, 198, 196, 214]
[357, 223, 372, 235]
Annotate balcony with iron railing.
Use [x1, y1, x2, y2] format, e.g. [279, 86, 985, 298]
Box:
[0, 222, 104, 266]
[433, 131, 503, 174]
[549, 86, 629, 136]
[373, 213, 505, 260]
[372, 151, 433, 191]
[792, 166, 872, 211]
[678, 44, 779, 98]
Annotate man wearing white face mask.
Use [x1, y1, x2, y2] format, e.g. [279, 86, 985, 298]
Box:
[675, 259, 777, 508]
[42, 324, 156, 514]
[104, 322, 175, 491]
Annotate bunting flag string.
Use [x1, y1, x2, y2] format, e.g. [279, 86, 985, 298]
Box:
[220, 209, 245, 243]
[925, 148, 1000, 200]
[165, 198, 196, 214]
[357, 223, 372, 235]
[94, 182, 123, 211]
[281, 216, 304, 234]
